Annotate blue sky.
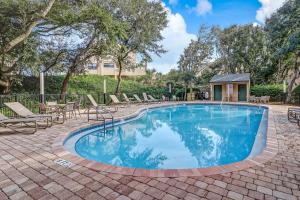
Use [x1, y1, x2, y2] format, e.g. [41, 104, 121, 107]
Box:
[149, 0, 286, 73]
[164, 0, 261, 33]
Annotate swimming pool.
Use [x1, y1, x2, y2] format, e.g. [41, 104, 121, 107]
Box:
[64, 104, 268, 169]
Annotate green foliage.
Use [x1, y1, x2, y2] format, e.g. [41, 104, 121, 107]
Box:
[103, 0, 168, 93]
[293, 85, 300, 94]
[213, 24, 272, 84]
[265, 0, 300, 100]
[13, 75, 166, 97]
[178, 26, 214, 73]
[250, 84, 283, 101]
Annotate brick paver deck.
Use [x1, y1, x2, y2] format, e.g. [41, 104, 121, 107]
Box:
[0, 103, 299, 200]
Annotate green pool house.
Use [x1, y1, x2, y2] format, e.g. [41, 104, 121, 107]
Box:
[210, 73, 250, 102]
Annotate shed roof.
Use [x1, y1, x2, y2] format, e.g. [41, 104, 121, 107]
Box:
[210, 73, 250, 83]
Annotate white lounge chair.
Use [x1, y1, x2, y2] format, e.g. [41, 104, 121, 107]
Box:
[133, 94, 144, 103]
[123, 93, 135, 103]
[86, 94, 114, 122]
[142, 93, 155, 103]
[109, 95, 127, 110]
[148, 95, 160, 103]
[4, 102, 54, 127]
[0, 113, 38, 133]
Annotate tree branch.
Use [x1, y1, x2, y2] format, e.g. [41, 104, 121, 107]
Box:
[0, 0, 56, 55]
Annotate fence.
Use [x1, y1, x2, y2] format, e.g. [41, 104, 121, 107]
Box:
[0, 92, 158, 117]
[1, 92, 298, 117]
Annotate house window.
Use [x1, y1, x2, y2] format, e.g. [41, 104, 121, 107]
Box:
[87, 63, 97, 70]
[103, 63, 114, 68]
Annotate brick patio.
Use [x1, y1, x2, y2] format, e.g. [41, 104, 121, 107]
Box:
[0, 103, 299, 200]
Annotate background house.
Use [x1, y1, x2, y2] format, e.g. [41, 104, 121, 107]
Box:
[85, 54, 146, 78]
[210, 73, 250, 102]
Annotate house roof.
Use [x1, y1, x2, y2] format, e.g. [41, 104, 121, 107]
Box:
[210, 73, 250, 83]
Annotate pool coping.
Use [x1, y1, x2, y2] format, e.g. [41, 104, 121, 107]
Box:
[51, 102, 279, 177]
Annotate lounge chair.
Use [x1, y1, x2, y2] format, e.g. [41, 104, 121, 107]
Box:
[86, 94, 114, 123]
[142, 93, 155, 103]
[172, 95, 177, 101]
[123, 93, 136, 103]
[109, 95, 127, 110]
[148, 95, 160, 103]
[260, 96, 270, 104]
[4, 102, 54, 127]
[0, 113, 38, 133]
[133, 94, 144, 103]
[248, 95, 256, 103]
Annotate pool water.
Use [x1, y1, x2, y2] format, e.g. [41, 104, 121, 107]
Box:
[68, 104, 267, 169]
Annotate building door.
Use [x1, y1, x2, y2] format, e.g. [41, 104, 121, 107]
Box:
[238, 84, 247, 101]
[214, 85, 222, 101]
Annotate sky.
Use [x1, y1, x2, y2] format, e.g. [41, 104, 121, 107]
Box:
[148, 0, 286, 74]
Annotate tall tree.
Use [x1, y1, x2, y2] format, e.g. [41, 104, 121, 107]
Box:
[51, 1, 125, 97]
[213, 24, 271, 84]
[178, 26, 214, 99]
[265, 0, 300, 101]
[102, 0, 168, 94]
[178, 26, 214, 74]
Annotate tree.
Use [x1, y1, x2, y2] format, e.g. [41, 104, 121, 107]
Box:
[265, 0, 300, 101]
[178, 26, 214, 74]
[102, 0, 168, 94]
[213, 24, 272, 84]
[178, 26, 214, 99]
[0, 0, 57, 93]
[50, 1, 125, 97]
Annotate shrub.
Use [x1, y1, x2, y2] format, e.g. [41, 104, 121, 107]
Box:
[12, 75, 166, 98]
[251, 84, 283, 102]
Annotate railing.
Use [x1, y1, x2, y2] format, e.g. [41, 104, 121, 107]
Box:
[0, 92, 165, 117]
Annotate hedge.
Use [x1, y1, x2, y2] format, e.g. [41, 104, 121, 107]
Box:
[251, 84, 300, 103]
[12, 75, 167, 98]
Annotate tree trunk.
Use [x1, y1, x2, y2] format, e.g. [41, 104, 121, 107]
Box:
[114, 59, 123, 94]
[60, 70, 71, 100]
[0, 78, 11, 94]
[286, 55, 299, 102]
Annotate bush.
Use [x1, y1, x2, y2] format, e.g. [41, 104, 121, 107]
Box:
[251, 84, 283, 102]
[12, 75, 166, 98]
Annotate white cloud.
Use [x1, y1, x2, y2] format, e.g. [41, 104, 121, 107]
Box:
[193, 0, 213, 16]
[148, 5, 196, 73]
[169, 0, 178, 6]
[256, 0, 286, 23]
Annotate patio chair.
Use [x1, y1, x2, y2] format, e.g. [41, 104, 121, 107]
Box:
[260, 96, 270, 104]
[61, 102, 76, 121]
[122, 93, 136, 104]
[4, 102, 54, 127]
[39, 102, 59, 114]
[148, 95, 160, 103]
[86, 94, 114, 123]
[109, 95, 127, 110]
[162, 95, 167, 101]
[248, 95, 256, 103]
[0, 113, 38, 133]
[142, 93, 155, 103]
[288, 107, 300, 121]
[133, 94, 144, 103]
[172, 95, 177, 101]
[73, 99, 81, 118]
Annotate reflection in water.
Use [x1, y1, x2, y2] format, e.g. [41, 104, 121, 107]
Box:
[75, 105, 265, 169]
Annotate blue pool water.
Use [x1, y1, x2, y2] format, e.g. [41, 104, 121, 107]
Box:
[65, 104, 268, 169]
